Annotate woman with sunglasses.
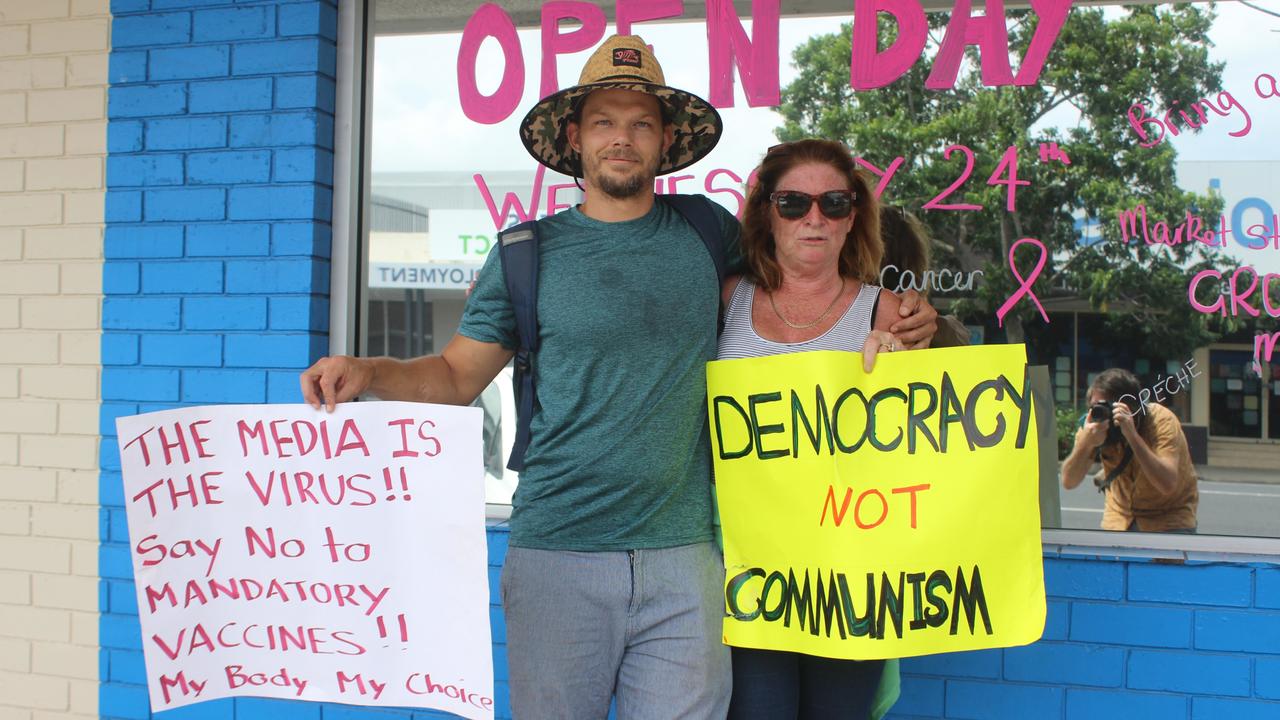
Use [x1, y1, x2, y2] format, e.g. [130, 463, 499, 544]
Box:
[718, 139, 897, 719]
[720, 139, 901, 372]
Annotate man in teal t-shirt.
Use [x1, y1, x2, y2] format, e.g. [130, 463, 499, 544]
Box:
[461, 197, 740, 551]
[303, 35, 740, 718]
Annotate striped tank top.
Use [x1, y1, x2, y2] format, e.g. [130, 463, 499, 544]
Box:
[717, 277, 881, 360]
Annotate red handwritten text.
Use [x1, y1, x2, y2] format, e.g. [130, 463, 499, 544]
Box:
[123, 420, 215, 467]
[237, 418, 370, 460]
[1127, 91, 1252, 148]
[819, 483, 932, 530]
[151, 622, 366, 660]
[405, 672, 494, 710]
[158, 671, 206, 704]
[337, 670, 387, 700]
[131, 471, 224, 517]
[1188, 266, 1280, 318]
[225, 665, 307, 696]
[144, 577, 391, 616]
[456, 0, 1073, 123]
[1115, 204, 1222, 247]
[1256, 331, 1280, 366]
[243, 469, 379, 507]
[388, 418, 442, 458]
[136, 533, 222, 577]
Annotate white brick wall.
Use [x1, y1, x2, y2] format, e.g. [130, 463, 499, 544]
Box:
[0, 1, 106, 717]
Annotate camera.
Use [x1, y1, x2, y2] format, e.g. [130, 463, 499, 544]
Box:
[1088, 401, 1113, 424]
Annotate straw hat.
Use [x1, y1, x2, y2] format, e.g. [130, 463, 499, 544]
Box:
[519, 34, 723, 177]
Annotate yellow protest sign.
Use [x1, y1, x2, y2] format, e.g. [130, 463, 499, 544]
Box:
[707, 345, 1044, 660]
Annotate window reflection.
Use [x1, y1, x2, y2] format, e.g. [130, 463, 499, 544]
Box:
[1210, 349, 1262, 439]
[363, 1, 1280, 528]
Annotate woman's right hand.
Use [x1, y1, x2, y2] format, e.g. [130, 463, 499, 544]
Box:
[860, 330, 901, 373]
[300, 355, 375, 412]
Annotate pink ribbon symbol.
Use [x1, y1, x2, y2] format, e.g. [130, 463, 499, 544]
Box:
[996, 237, 1050, 327]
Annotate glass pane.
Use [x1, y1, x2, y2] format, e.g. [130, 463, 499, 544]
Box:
[1271, 369, 1280, 439]
[363, 1, 1280, 532]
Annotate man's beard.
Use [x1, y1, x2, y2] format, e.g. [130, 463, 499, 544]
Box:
[598, 171, 648, 198]
[585, 152, 658, 199]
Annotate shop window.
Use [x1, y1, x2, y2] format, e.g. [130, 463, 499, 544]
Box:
[353, 0, 1280, 538]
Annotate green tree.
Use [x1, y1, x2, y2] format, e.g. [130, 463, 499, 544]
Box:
[777, 4, 1234, 357]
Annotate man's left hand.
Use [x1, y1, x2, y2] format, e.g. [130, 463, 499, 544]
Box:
[890, 289, 939, 349]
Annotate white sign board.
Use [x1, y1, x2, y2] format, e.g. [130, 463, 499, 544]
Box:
[115, 402, 494, 718]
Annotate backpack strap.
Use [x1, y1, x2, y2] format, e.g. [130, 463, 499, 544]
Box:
[663, 193, 728, 331]
[1094, 443, 1133, 494]
[497, 220, 539, 472]
[662, 194, 727, 287]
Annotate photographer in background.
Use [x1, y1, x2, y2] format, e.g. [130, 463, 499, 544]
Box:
[1062, 369, 1199, 532]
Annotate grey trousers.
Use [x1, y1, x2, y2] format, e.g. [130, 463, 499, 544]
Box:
[500, 542, 732, 719]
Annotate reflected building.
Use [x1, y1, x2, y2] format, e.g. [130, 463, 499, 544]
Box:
[1029, 159, 1280, 470]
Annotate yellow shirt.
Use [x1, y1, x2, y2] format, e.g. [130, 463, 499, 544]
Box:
[1092, 403, 1198, 532]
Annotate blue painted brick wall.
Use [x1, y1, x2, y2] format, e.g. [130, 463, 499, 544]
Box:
[101, 1, 338, 718]
[889, 554, 1280, 719]
[1129, 564, 1253, 607]
[1256, 569, 1280, 610]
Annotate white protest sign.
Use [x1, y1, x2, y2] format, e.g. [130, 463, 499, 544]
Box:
[115, 402, 494, 718]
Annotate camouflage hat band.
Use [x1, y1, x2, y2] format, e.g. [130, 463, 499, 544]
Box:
[518, 35, 723, 178]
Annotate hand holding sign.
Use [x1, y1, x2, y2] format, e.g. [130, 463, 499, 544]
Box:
[116, 402, 493, 718]
[300, 356, 376, 412]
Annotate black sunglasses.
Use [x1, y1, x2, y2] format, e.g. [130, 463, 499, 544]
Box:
[769, 190, 858, 220]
